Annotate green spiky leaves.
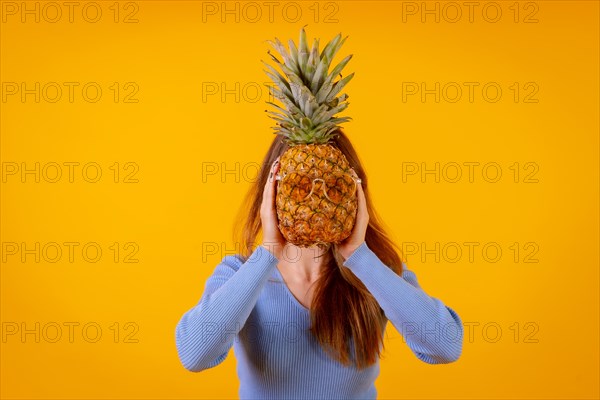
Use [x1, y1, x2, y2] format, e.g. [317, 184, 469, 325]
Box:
[263, 25, 354, 145]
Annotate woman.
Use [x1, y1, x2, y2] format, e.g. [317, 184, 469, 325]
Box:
[175, 129, 464, 399]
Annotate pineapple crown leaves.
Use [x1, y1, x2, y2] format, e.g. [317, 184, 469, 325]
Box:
[262, 25, 354, 145]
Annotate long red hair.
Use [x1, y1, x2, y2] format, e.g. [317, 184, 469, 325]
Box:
[233, 128, 404, 369]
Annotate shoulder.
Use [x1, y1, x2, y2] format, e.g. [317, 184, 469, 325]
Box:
[203, 253, 245, 286]
[215, 245, 277, 273]
[219, 253, 245, 272]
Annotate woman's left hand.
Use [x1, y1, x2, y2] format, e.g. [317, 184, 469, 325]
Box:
[336, 178, 369, 261]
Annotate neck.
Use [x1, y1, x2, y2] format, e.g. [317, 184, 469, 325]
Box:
[278, 243, 331, 283]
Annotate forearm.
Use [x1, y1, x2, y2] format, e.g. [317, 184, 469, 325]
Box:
[343, 242, 463, 363]
[175, 245, 279, 371]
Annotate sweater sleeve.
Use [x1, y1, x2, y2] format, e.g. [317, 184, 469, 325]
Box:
[342, 242, 464, 364]
[175, 245, 279, 372]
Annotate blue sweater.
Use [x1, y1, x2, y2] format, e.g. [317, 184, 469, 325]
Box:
[175, 242, 464, 399]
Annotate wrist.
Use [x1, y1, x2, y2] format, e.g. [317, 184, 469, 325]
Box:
[260, 241, 284, 261]
[339, 241, 365, 261]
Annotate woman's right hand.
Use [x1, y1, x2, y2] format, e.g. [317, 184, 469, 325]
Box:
[260, 156, 285, 260]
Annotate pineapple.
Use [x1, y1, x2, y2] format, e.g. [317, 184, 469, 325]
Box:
[263, 26, 358, 248]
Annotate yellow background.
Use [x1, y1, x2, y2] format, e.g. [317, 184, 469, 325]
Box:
[1, 1, 598, 399]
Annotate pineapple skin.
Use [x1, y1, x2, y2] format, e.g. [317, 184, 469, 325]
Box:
[275, 143, 358, 247]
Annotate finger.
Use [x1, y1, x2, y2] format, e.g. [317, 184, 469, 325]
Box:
[355, 176, 364, 202]
[264, 158, 279, 195]
[271, 159, 280, 199]
[355, 180, 368, 220]
[356, 178, 364, 197]
[264, 158, 280, 207]
[268, 157, 280, 183]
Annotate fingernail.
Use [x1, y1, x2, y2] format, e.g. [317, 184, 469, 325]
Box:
[269, 172, 273, 179]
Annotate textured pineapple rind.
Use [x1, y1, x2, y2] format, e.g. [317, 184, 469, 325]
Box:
[275, 144, 358, 246]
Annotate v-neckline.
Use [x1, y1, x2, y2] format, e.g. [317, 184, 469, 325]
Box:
[274, 266, 310, 313]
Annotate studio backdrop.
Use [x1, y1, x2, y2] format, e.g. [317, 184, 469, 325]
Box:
[1, 1, 599, 399]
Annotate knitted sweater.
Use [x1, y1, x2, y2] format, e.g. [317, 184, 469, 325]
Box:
[175, 242, 463, 399]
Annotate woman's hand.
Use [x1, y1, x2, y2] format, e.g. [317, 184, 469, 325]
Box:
[260, 157, 285, 260]
[336, 178, 369, 261]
